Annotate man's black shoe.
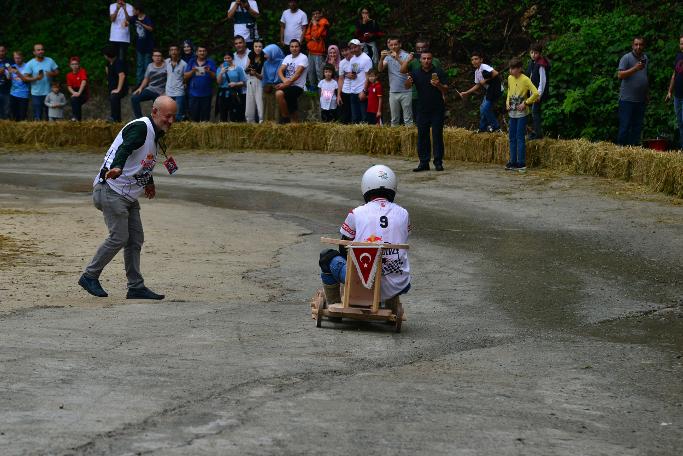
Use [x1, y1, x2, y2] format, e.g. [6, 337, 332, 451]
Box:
[412, 164, 430, 172]
[78, 274, 108, 297]
[126, 287, 165, 300]
[434, 164, 444, 171]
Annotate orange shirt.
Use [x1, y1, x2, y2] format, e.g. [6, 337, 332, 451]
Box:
[304, 18, 330, 56]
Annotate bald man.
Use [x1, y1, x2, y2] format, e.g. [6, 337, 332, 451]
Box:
[79, 96, 177, 299]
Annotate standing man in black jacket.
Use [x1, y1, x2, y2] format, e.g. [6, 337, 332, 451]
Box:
[405, 52, 448, 172]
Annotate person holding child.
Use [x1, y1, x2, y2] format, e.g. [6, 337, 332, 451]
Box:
[505, 57, 539, 171]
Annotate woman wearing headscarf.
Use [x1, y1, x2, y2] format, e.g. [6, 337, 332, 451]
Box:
[262, 43, 284, 121]
[181, 39, 195, 64]
[325, 44, 340, 75]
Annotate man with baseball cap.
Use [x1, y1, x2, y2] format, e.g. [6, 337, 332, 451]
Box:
[338, 38, 372, 123]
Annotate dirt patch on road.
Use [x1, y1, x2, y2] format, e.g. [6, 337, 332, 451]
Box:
[0, 187, 303, 314]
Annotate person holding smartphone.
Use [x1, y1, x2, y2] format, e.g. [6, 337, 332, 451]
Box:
[227, 0, 260, 46]
[23, 43, 59, 121]
[617, 36, 649, 146]
[183, 45, 216, 122]
[404, 51, 448, 172]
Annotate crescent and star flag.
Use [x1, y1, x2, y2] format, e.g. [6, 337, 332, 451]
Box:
[349, 245, 382, 289]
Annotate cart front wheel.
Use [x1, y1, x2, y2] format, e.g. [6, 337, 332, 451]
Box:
[394, 303, 403, 333]
[316, 298, 325, 328]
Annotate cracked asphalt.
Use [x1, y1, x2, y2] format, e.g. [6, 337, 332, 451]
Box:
[0, 150, 681, 455]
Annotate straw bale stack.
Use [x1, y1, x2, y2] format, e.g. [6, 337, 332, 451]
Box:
[1, 120, 681, 198]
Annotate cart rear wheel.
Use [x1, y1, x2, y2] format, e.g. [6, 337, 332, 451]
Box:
[315, 291, 326, 328]
[394, 303, 403, 333]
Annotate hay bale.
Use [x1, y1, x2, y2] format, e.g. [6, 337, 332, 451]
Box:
[1, 120, 681, 198]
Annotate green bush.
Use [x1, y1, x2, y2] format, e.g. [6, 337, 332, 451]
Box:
[543, 7, 682, 141]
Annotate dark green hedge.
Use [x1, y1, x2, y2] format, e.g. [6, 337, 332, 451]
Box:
[2, 0, 683, 141]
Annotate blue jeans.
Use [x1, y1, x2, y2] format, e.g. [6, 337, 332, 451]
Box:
[189, 95, 212, 122]
[31, 95, 46, 120]
[674, 97, 683, 149]
[349, 93, 367, 123]
[131, 88, 159, 119]
[508, 115, 528, 167]
[617, 100, 646, 146]
[136, 51, 152, 85]
[170, 95, 186, 121]
[417, 109, 445, 166]
[479, 98, 500, 131]
[321, 256, 347, 285]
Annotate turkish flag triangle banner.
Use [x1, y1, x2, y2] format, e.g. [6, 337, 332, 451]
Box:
[349, 245, 382, 289]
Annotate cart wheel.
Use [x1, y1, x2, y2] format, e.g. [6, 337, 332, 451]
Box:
[394, 303, 403, 333]
[316, 297, 325, 328]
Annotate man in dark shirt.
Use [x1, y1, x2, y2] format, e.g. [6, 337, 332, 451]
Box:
[104, 45, 128, 122]
[666, 35, 683, 149]
[132, 2, 155, 86]
[0, 44, 11, 119]
[405, 52, 448, 172]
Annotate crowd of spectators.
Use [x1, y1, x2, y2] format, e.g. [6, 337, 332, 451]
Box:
[0, 1, 681, 159]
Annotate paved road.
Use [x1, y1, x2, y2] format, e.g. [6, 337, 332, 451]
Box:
[0, 151, 681, 455]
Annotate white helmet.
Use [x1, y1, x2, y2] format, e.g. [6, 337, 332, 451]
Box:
[361, 165, 397, 202]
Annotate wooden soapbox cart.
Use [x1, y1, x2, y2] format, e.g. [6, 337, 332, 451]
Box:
[311, 237, 409, 333]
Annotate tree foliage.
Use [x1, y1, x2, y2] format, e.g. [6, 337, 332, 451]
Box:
[1, 0, 682, 141]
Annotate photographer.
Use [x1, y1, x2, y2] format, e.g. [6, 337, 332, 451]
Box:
[617, 36, 648, 146]
[227, 0, 260, 46]
[379, 36, 412, 126]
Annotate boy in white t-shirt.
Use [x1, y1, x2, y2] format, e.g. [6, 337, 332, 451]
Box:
[275, 39, 308, 123]
[458, 51, 501, 132]
[318, 165, 411, 311]
[318, 63, 337, 122]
